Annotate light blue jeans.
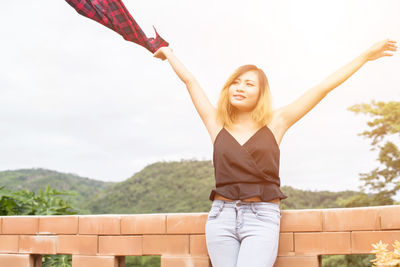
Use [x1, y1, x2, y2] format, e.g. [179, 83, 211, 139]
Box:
[205, 199, 281, 267]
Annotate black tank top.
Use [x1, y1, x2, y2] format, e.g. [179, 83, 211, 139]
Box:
[209, 125, 287, 202]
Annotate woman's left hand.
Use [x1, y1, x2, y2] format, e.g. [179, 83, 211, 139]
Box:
[363, 39, 397, 62]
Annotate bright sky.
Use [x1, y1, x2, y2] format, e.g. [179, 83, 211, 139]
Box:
[0, 0, 399, 192]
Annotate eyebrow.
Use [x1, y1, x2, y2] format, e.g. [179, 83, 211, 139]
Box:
[234, 78, 256, 83]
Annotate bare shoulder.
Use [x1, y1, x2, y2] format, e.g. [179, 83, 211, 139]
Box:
[267, 109, 289, 146]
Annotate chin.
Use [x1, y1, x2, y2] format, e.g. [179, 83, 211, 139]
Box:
[231, 102, 254, 112]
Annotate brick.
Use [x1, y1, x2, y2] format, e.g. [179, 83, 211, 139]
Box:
[379, 205, 400, 230]
[72, 255, 120, 267]
[295, 232, 351, 255]
[190, 235, 207, 256]
[278, 233, 293, 256]
[143, 235, 189, 255]
[79, 215, 121, 235]
[161, 256, 211, 267]
[167, 213, 207, 234]
[39, 216, 78, 234]
[2, 216, 39, 234]
[280, 210, 322, 232]
[352, 230, 400, 253]
[19, 235, 57, 254]
[121, 214, 166, 234]
[322, 207, 380, 231]
[0, 235, 19, 253]
[274, 256, 320, 267]
[99, 236, 142, 255]
[0, 254, 35, 267]
[58, 235, 98, 255]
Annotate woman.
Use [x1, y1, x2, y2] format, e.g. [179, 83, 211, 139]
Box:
[153, 39, 397, 267]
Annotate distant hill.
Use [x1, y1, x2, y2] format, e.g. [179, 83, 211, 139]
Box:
[0, 168, 113, 213]
[0, 161, 362, 214]
[85, 160, 216, 214]
[84, 160, 361, 214]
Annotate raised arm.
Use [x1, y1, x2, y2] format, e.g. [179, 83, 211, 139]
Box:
[275, 39, 398, 133]
[154, 47, 221, 139]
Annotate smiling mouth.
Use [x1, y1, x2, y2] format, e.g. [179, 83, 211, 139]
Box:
[233, 95, 246, 100]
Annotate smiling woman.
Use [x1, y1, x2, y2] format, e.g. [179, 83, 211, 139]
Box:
[218, 65, 273, 129]
[153, 37, 397, 267]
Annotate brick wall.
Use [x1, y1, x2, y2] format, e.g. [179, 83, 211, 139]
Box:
[0, 205, 399, 267]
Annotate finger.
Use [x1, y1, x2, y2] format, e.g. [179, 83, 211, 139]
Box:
[383, 52, 393, 57]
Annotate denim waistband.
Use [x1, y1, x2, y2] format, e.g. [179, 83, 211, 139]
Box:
[211, 199, 280, 210]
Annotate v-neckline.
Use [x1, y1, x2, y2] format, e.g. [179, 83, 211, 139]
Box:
[223, 126, 266, 147]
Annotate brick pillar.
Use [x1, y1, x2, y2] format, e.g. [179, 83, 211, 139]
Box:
[34, 255, 42, 267]
[72, 255, 121, 267]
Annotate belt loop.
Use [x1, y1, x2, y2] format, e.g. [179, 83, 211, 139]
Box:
[219, 200, 225, 211]
[250, 202, 257, 214]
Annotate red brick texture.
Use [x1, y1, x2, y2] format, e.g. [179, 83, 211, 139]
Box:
[58, 235, 98, 255]
[0, 254, 35, 267]
[72, 255, 121, 267]
[0, 206, 399, 266]
[274, 256, 320, 267]
[0, 235, 19, 253]
[39, 216, 78, 234]
[2, 216, 39, 234]
[121, 214, 166, 234]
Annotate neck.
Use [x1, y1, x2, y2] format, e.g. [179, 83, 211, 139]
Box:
[231, 111, 259, 129]
[235, 111, 252, 123]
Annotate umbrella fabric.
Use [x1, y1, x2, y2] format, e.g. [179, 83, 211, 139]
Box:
[66, 0, 169, 53]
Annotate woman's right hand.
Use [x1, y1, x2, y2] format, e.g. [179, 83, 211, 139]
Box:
[153, 46, 173, 61]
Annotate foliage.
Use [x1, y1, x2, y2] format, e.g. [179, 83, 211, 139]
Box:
[86, 160, 216, 214]
[42, 255, 72, 267]
[322, 254, 375, 267]
[1, 162, 363, 214]
[83, 160, 360, 214]
[126, 256, 160, 267]
[280, 186, 359, 210]
[0, 168, 113, 214]
[0, 185, 76, 215]
[336, 192, 394, 208]
[345, 100, 400, 206]
[0, 185, 78, 266]
[371, 240, 400, 266]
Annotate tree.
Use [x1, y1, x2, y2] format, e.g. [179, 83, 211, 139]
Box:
[0, 185, 76, 266]
[345, 100, 400, 206]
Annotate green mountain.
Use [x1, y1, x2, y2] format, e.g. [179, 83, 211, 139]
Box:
[0, 161, 362, 214]
[85, 160, 215, 214]
[0, 168, 113, 213]
[84, 159, 361, 214]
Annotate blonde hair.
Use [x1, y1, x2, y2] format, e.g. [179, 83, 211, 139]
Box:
[217, 65, 273, 128]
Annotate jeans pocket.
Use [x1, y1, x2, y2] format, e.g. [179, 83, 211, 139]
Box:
[254, 207, 281, 225]
[207, 205, 222, 221]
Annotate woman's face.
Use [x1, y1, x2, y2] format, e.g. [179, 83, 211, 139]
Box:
[228, 70, 260, 112]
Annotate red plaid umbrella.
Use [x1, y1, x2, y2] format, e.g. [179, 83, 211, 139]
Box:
[66, 0, 169, 53]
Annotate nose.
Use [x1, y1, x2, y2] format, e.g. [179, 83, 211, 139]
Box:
[235, 83, 245, 92]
